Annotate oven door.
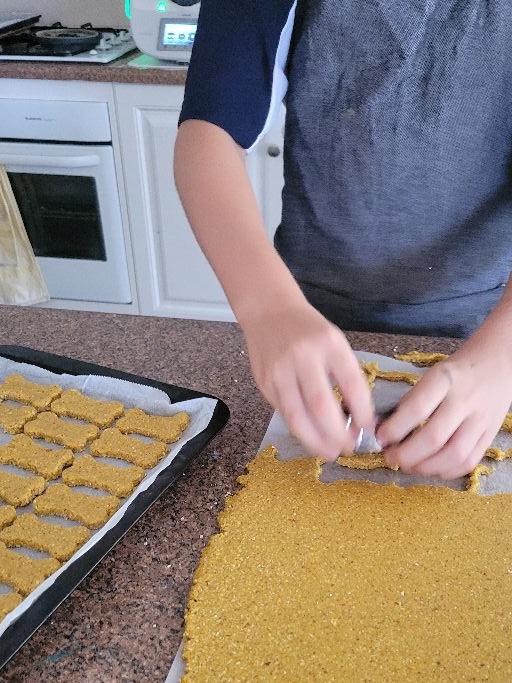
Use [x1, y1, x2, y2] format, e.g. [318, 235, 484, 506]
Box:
[0, 141, 132, 303]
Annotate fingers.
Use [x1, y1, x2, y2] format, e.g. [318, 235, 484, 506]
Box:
[441, 432, 491, 481]
[408, 417, 483, 479]
[272, 364, 350, 461]
[296, 356, 353, 459]
[377, 363, 453, 447]
[385, 397, 464, 472]
[328, 334, 374, 429]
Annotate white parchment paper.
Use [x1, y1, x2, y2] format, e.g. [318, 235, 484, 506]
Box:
[0, 356, 217, 639]
[166, 349, 512, 682]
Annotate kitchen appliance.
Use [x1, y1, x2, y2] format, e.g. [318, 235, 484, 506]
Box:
[129, 0, 200, 64]
[0, 20, 136, 63]
[0, 99, 132, 304]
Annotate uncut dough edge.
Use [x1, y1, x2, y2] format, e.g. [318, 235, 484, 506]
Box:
[182, 445, 512, 683]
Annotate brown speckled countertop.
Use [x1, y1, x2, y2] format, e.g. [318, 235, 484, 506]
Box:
[0, 51, 187, 85]
[0, 305, 461, 682]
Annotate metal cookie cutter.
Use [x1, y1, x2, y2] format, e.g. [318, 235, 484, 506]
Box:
[345, 413, 384, 454]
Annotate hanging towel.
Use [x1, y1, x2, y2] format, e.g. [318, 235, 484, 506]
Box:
[0, 166, 49, 305]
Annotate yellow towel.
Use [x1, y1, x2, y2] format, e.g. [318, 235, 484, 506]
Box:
[0, 166, 49, 305]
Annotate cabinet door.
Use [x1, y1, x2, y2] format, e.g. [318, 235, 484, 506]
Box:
[115, 84, 284, 321]
[116, 84, 232, 320]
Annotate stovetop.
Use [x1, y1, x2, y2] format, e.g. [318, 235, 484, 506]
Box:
[0, 23, 137, 63]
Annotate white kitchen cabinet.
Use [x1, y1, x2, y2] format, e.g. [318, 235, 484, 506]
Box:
[114, 83, 284, 321]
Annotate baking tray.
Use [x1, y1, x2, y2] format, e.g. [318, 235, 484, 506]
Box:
[0, 345, 230, 670]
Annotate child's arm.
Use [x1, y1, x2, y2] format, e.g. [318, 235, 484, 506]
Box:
[378, 279, 512, 478]
[175, 120, 374, 460]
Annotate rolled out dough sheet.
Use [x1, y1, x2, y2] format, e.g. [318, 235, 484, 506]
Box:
[166, 350, 512, 681]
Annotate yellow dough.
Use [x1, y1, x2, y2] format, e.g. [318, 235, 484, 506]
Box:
[501, 413, 512, 433]
[0, 591, 23, 620]
[337, 453, 399, 471]
[375, 369, 420, 385]
[394, 351, 448, 366]
[184, 446, 512, 682]
[485, 447, 509, 461]
[466, 464, 493, 494]
[361, 361, 379, 389]
[0, 505, 15, 529]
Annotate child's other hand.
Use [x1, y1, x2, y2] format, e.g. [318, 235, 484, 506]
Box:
[377, 342, 512, 479]
[242, 301, 374, 461]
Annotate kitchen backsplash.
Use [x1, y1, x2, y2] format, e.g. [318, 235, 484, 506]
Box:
[6, 1, 129, 28]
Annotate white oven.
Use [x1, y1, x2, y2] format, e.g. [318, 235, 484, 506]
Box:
[0, 98, 132, 303]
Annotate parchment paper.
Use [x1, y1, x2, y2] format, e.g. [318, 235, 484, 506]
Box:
[0, 356, 217, 639]
[166, 349, 512, 683]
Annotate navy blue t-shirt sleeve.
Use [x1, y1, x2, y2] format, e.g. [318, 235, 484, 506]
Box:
[179, 0, 297, 152]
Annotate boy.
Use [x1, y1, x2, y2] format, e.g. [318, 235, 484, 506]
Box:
[174, 0, 512, 479]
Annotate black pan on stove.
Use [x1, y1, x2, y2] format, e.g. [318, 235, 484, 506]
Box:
[34, 28, 100, 55]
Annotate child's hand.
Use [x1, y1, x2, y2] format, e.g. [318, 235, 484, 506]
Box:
[377, 342, 512, 479]
[242, 301, 374, 461]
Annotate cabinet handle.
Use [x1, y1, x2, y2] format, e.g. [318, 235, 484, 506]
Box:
[267, 145, 281, 158]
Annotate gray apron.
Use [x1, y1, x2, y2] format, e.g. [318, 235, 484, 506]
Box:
[275, 0, 512, 337]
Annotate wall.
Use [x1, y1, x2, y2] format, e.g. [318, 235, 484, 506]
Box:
[6, 1, 129, 28]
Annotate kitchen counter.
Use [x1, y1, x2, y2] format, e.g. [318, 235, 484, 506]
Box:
[0, 306, 461, 682]
[0, 51, 187, 85]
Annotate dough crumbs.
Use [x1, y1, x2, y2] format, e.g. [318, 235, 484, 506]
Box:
[0, 434, 73, 480]
[337, 453, 399, 471]
[0, 505, 15, 529]
[467, 464, 494, 494]
[0, 541, 60, 596]
[0, 402, 37, 434]
[0, 591, 22, 620]
[361, 361, 379, 389]
[394, 351, 448, 366]
[501, 413, 512, 433]
[0, 375, 61, 410]
[0, 513, 90, 562]
[0, 470, 45, 507]
[24, 411, 99, 451]
[183, 446, 512, 682]
[485, 447, 508, 461]
[90, 428, 168, 469]
[51, 389, 124, 428]
[332, 386, 342, 404]
[376, 368, 420, 385]
[116, 408, 190, 443]
[63, 454, 144, 498]
[33, 483, 119, 529]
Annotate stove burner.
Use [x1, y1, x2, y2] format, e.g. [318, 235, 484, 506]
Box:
[0, 23, 136, 62]
[35, 28, 100, 55]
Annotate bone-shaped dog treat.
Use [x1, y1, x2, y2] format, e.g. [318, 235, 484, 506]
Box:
[0, 402, 37, 434]
[116, 408, 190, 443]
[0, 470, 46, 507]
[24, 412, 99, 451]
[0, 513, 91, 562]
[0, 505, 15, 530]
[0, 591, 23, 620]
[0, 375, 61, 410]
[0, 435, 73, 480]
[33, 483, 119, 529]
[51, 389, 124, 428]
[90, 428, 167, 469]
[0, 541, 60, 595]
[63, 455, 144, 498]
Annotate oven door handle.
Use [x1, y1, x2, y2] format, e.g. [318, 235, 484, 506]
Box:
[0, 154, 101, 169]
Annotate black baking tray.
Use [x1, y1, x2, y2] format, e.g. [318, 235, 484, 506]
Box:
[0, 345, 230, 670]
